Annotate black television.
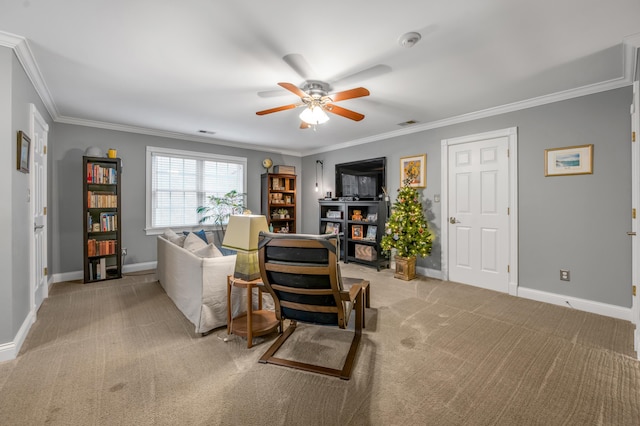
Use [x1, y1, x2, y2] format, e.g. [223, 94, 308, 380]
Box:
[334, 157, 386, 200]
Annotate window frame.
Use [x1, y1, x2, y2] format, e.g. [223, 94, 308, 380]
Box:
[145, 146, 247, 235]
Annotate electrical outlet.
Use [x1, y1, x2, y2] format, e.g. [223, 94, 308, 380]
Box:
[122, 248, 127, 256]
[560, 269, 570, 281]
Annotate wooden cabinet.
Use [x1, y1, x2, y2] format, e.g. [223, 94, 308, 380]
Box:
[82, 156, 122, 283]
[261, 173, 296, 233]
[318, 200, 389, 270]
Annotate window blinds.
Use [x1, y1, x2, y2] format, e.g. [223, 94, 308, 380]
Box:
[151, 151, 244, 228]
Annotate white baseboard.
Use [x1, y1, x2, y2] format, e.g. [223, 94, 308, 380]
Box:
[0, 308, 35, 363]
[52, 261, 158, 284]
[417, 266, 442, 280]
[517, 286, 632, 322]
[123, 261, 157, 274]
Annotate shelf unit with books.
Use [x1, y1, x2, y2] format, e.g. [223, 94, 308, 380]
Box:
[82, 156, 122, 283]
[261, 173, 297, 233]
[318, 200, 389, 270]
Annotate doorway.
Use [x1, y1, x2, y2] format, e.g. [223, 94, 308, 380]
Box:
[441, 127, 518, 295]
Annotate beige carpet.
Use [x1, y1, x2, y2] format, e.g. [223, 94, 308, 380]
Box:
[0, 264, 638, 425]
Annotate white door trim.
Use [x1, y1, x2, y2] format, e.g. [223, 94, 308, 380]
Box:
[441, 127, 518, 295]
[631, 81, 639, 357]
[29, 103, 49, 316]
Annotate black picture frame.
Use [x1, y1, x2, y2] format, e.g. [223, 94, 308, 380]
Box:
[17, 131, 30, 173]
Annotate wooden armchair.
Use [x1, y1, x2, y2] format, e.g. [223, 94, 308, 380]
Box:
[257, 232, 368, 380]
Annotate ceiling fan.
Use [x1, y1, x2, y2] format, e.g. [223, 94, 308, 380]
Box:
[256, 80, 370, 128]
[256, 54, 384, 128]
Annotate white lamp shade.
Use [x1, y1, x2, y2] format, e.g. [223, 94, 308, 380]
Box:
[299, 106, 329, 125]
[222, 214, 269, 252]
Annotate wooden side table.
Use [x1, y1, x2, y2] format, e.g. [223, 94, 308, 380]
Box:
[227, 275, 280, 348]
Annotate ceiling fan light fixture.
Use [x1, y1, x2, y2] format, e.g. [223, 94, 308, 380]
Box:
[299, 106, 329, 125]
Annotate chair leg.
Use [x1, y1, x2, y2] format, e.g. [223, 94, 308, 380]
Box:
[259, 321, 297, 364]
[259, 290, 364, 380]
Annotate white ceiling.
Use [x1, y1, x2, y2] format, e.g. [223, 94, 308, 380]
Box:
[1, 1, 640, 156]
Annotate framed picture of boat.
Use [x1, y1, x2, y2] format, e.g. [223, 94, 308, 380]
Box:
[545, 144, 593, 176]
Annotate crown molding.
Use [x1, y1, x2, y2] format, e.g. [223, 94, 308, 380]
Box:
[3, 29, 637, 159]
[0, 30, 59, 120]
[302, 38, 640, 156]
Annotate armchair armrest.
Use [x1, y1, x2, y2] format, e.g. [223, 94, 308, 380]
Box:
[341, 285, 362, 303]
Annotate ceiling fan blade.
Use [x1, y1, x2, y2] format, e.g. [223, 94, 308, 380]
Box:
[300, 122, 311, 129]
[282, 54, 315, 80]
[326, 87, 370, 103]
[257, 89, 289, 98]
[256, 104, 298, 115]
[324, 104, 365, 121]
[331, 64, 392, 87]
[278, 82, 308, 99]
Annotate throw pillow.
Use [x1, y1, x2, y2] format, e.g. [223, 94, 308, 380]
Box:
[183, 232, 208, 252]
[192, 243, 223, 258]
[163, 228, 179, 239]
[163, 229, 185, 246]
[206, 231, 236, 256]
[183, 229, 207, 243]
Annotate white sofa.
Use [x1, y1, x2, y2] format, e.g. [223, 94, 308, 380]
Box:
[157, 232, 251, 335]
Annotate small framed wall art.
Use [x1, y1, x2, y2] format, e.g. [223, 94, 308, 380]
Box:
[400, 154, 426, 187]
[352, 224, 363, 240]
[17, 130, 30, 173]
[544, 144, 593, 177]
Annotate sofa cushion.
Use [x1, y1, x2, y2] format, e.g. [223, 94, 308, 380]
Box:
[206, 231, 236, 256]
[193, 243, 223, 258]
[184, 232, 209, 251]
[183, 229, 208, 243]
[163, 229, 185, 246]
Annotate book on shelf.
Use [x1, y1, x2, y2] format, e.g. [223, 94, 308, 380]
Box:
[325, 222, 340, 234]
[86, 163, 118, 184]
[87, 239, 117, 256]
[99, 212, 118, 231]
[87, 191, 117, 208]
[365, 225, 377, 240]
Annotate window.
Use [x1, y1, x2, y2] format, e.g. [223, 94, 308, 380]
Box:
[146, 146, 246, 234]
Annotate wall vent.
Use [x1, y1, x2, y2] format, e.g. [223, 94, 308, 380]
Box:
[397, 120, 419, 127]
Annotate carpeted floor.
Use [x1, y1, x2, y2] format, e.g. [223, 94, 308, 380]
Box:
[0, 263, 638, 425]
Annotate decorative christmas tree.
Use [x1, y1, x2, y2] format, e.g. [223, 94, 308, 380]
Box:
[380, 175, 433, 258]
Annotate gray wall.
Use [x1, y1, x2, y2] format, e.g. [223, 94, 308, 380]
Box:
[51, 124, 301, 274]
[0, 47, 13, 343]
[1, 46, 54, 346]
[302, 87, 632, 308]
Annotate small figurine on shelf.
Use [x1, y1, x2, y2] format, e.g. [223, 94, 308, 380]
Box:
[352, 210, 363, 221]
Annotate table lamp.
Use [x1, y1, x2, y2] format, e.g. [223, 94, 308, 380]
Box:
[222, 214, 269, 281]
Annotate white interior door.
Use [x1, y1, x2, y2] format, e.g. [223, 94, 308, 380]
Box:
[442, 129, 516, 294]
[631, 81, 639, 356]
[30, 104, 48, 312]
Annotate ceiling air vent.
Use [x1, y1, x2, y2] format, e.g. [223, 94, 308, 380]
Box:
[397, 120, 419, 127]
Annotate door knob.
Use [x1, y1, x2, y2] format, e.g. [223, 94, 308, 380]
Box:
[449, 217, 459, 224]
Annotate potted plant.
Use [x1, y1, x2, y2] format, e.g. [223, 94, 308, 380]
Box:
[277, 208, 288, 219]
[380, 175, 433, 280]
[196, 190, 246, 241]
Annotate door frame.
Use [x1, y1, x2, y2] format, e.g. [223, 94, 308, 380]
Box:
[29, 103, 49, 315]
[631, 81, 639, 356]
[440, 127, 519, 295]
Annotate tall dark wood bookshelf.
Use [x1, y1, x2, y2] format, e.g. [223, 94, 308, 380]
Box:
[82, 156, 122, 283]
[261, 173, 297, 233]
